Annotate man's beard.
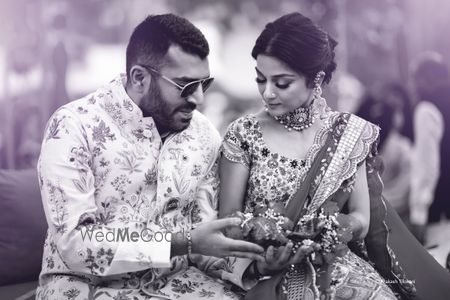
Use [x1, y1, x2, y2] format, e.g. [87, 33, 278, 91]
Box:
[139, 81, 195, 135]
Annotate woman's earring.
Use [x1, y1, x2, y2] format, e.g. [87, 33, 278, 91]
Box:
[313, 71, 325, 99]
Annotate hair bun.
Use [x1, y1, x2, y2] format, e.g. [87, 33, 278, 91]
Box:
[252, 12, 338, 86]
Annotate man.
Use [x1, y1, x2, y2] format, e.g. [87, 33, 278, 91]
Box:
[37, 14, 263, 299]
[410, 52, 449, 242]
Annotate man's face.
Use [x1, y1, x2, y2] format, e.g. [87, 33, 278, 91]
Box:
[140, 45, 210, 135]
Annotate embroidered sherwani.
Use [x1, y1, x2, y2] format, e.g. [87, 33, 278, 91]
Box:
[36, 75, 246, 300]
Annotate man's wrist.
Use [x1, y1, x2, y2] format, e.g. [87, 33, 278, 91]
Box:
[170, 230, 189, 257]
[246, 261, 271, 280]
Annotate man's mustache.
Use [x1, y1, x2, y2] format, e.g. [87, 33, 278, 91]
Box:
[177, 102, 196, 112]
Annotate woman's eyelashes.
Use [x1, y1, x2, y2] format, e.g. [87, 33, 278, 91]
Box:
[255, 77, 292, 90]
[276, 82, 291, 89]
[255, 77, 266, 84]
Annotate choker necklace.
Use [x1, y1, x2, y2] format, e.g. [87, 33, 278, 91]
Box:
[267, 101, 315, 132]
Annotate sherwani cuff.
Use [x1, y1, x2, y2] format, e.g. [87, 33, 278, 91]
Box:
[108, 234, 172, 274]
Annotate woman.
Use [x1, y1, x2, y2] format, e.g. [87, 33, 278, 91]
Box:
[219, 13, 450, 300]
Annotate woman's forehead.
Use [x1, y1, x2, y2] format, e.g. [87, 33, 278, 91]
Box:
[256, 55, 297, 77]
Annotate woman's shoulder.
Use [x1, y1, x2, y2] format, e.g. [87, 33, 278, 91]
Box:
[225, 113, 259, 134]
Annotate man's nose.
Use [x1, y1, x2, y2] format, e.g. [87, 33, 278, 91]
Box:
[186, 85, 204, 106]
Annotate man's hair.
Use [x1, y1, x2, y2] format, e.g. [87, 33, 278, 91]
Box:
[126, 14, 209, 78]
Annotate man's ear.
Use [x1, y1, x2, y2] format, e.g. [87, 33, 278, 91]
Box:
[129, 65, 151, 92]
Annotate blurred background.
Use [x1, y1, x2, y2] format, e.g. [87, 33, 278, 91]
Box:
[0, 0, 450, 295]
[0, 0, 449, 168]
[1, 0, 450, 168]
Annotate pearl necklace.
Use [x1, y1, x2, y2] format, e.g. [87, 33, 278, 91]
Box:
[267, 101, 315, 132]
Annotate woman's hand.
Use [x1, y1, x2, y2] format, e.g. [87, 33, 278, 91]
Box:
[255, 242, 315, 275]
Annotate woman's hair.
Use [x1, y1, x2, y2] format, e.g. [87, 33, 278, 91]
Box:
[252, 12, 337, 87]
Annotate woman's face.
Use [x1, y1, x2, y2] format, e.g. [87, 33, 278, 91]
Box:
[255, 54, 312, 116]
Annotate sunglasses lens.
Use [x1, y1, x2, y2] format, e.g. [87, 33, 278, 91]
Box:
[180, 82, 201, 98]
[201, 78, 214, 92]
[180, 78, 215, 97]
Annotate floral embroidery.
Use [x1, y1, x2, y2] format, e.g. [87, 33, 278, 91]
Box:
[46, 116, 64, 141]
[63, 288, 80, 300]
[77, 106, 88, 114]
[116, 150, 144, 174]
[290, 160, 299, 168]
[240, 141, 250, 151]
[199, 288, 215, 297]
[261, 147, 270, 157]
[46, 257, 55, 269]
[191, 164, 202, 177]
[84, 247, 114, 275]
[92, 120, 116, 149]
[171, 278, 199, 294]
[111, 290, 133, 300]
[46, 182, 68, 234]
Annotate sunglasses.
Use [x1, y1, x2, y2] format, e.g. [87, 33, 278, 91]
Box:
[141, 65, 214, 98]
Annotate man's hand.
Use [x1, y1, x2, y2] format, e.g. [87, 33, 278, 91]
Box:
[191, 217, 265, 261]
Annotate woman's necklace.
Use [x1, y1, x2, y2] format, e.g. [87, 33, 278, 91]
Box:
[267, 100, 315, 132]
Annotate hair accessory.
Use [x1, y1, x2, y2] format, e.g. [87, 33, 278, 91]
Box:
[313, 71, 325, 97]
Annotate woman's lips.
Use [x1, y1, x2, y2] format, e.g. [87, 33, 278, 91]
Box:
[267, 103, 281, 109]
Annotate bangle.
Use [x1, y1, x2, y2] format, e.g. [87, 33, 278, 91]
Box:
[186, 230, 192, 255]
[252, 261, 271, 281]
